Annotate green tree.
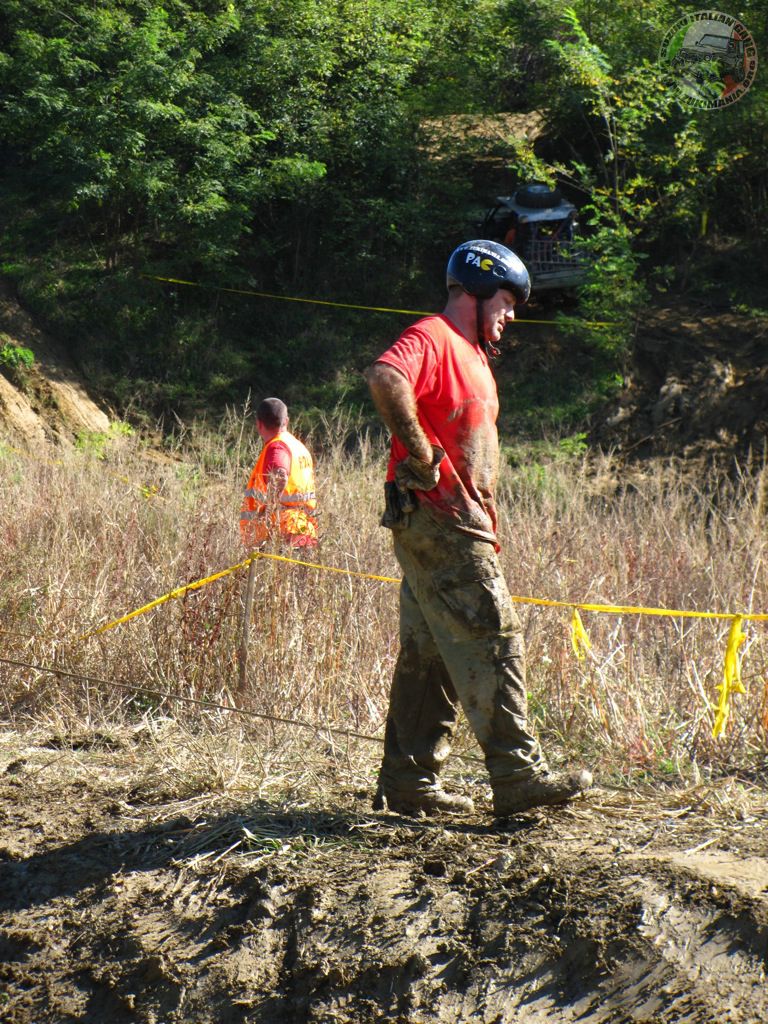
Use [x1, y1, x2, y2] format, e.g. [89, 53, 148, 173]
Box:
[0, 0, 435, 396]
[1, 0, 766, 416]
[518, 2, 768, 364]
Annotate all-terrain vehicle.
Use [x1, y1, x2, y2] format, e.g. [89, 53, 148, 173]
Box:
[479, 183, 587, 294]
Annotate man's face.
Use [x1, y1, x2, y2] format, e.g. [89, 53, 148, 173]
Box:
[483, 289, 517, 344]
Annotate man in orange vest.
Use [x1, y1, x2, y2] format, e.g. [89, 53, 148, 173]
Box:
[239, 397, 318, 548]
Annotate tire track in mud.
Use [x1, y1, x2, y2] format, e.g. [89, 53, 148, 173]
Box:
[1, 774, 767, 1024]
[254, 841, 768, 1023]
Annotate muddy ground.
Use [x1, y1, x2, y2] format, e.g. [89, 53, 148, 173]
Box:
[1, 729, 767, 1024]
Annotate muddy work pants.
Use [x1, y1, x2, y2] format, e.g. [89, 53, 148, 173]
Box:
[380, 507, 547, 800]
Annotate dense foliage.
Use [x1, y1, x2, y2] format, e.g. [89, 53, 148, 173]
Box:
[1, 0, 766, 420]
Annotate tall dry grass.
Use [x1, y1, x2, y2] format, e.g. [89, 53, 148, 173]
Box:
[1, 413, 766, 785]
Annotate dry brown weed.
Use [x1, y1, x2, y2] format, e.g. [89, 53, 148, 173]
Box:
[1, 415, 767, 784]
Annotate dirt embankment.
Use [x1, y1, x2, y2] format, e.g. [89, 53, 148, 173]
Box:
[0, 282, 111, 447]
[591, 306, 768, 469]
[1, 732, 767, 1024]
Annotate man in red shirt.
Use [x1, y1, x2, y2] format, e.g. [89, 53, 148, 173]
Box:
[239, 398, 318, 548]
[366, 240, 592, 817]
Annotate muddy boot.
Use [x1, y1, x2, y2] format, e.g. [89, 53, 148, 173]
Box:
[492, 769, 593, 816]
[384, 787, 475, 817]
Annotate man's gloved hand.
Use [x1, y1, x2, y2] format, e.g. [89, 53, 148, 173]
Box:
[394, 445, 445, 492]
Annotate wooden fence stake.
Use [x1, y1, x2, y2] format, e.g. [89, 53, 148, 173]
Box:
[238, 557, 258, 695]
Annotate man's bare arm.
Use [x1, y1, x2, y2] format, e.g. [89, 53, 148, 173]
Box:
[364, 362, 432, 463]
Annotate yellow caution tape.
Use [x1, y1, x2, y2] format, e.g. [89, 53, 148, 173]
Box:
[712, 616, 747, 739]
[79, 545, 768, 672]
[65, 546, 768, 741]
[246, 549, 401, 584]
[78, 550, 400, 640]
[510, 594, 768, 622]
[142, 274, 618, 328]
[78, 557, 256, 640]
[570, 607, 592, 661]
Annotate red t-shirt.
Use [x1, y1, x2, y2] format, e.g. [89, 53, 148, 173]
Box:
[377, 314, 500, 544]
[261, 439, 292, 476]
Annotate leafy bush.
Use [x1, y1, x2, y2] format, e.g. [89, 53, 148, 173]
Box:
[0, 341, 35, 370]
[74, 420, 135, 460]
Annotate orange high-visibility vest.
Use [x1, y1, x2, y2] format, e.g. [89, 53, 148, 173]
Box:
[240, 431, 318, 546]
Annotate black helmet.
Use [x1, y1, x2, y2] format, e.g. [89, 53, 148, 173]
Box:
[446, 239, 530, 304]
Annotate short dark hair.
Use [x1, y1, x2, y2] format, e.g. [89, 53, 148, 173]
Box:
[256, 397, 288, 430]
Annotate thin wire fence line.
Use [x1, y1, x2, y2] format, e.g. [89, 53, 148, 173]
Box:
[0, 655, 380, 740]
[0, 654, 484, 764]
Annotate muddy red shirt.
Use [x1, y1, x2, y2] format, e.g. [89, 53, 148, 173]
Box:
[377, 314, 500, 545]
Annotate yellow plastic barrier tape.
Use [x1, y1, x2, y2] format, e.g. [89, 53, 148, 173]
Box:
[712, 616, 747, 739]
[78, 551, 400, 641]
[79, 547, 767, 651]
[246, 549, 400, 584]
[510, 594, 768, 623]
[570, 608, 592, 661]
[78, 557, 256, 640]
[73, 549, 762, 738]
[142, 274, 619, 328]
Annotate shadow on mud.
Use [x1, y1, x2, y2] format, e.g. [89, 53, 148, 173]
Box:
[0, 800, 534, 913]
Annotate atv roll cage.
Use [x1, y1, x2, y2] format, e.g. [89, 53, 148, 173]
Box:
[480, 184, 587, 294]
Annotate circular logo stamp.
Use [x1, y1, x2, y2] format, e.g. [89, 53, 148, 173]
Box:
[660, 10, 758, 109]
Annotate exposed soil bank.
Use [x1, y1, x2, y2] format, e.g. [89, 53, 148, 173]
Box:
[0, 282, 111, 447]
[591, 305, 768, 468]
